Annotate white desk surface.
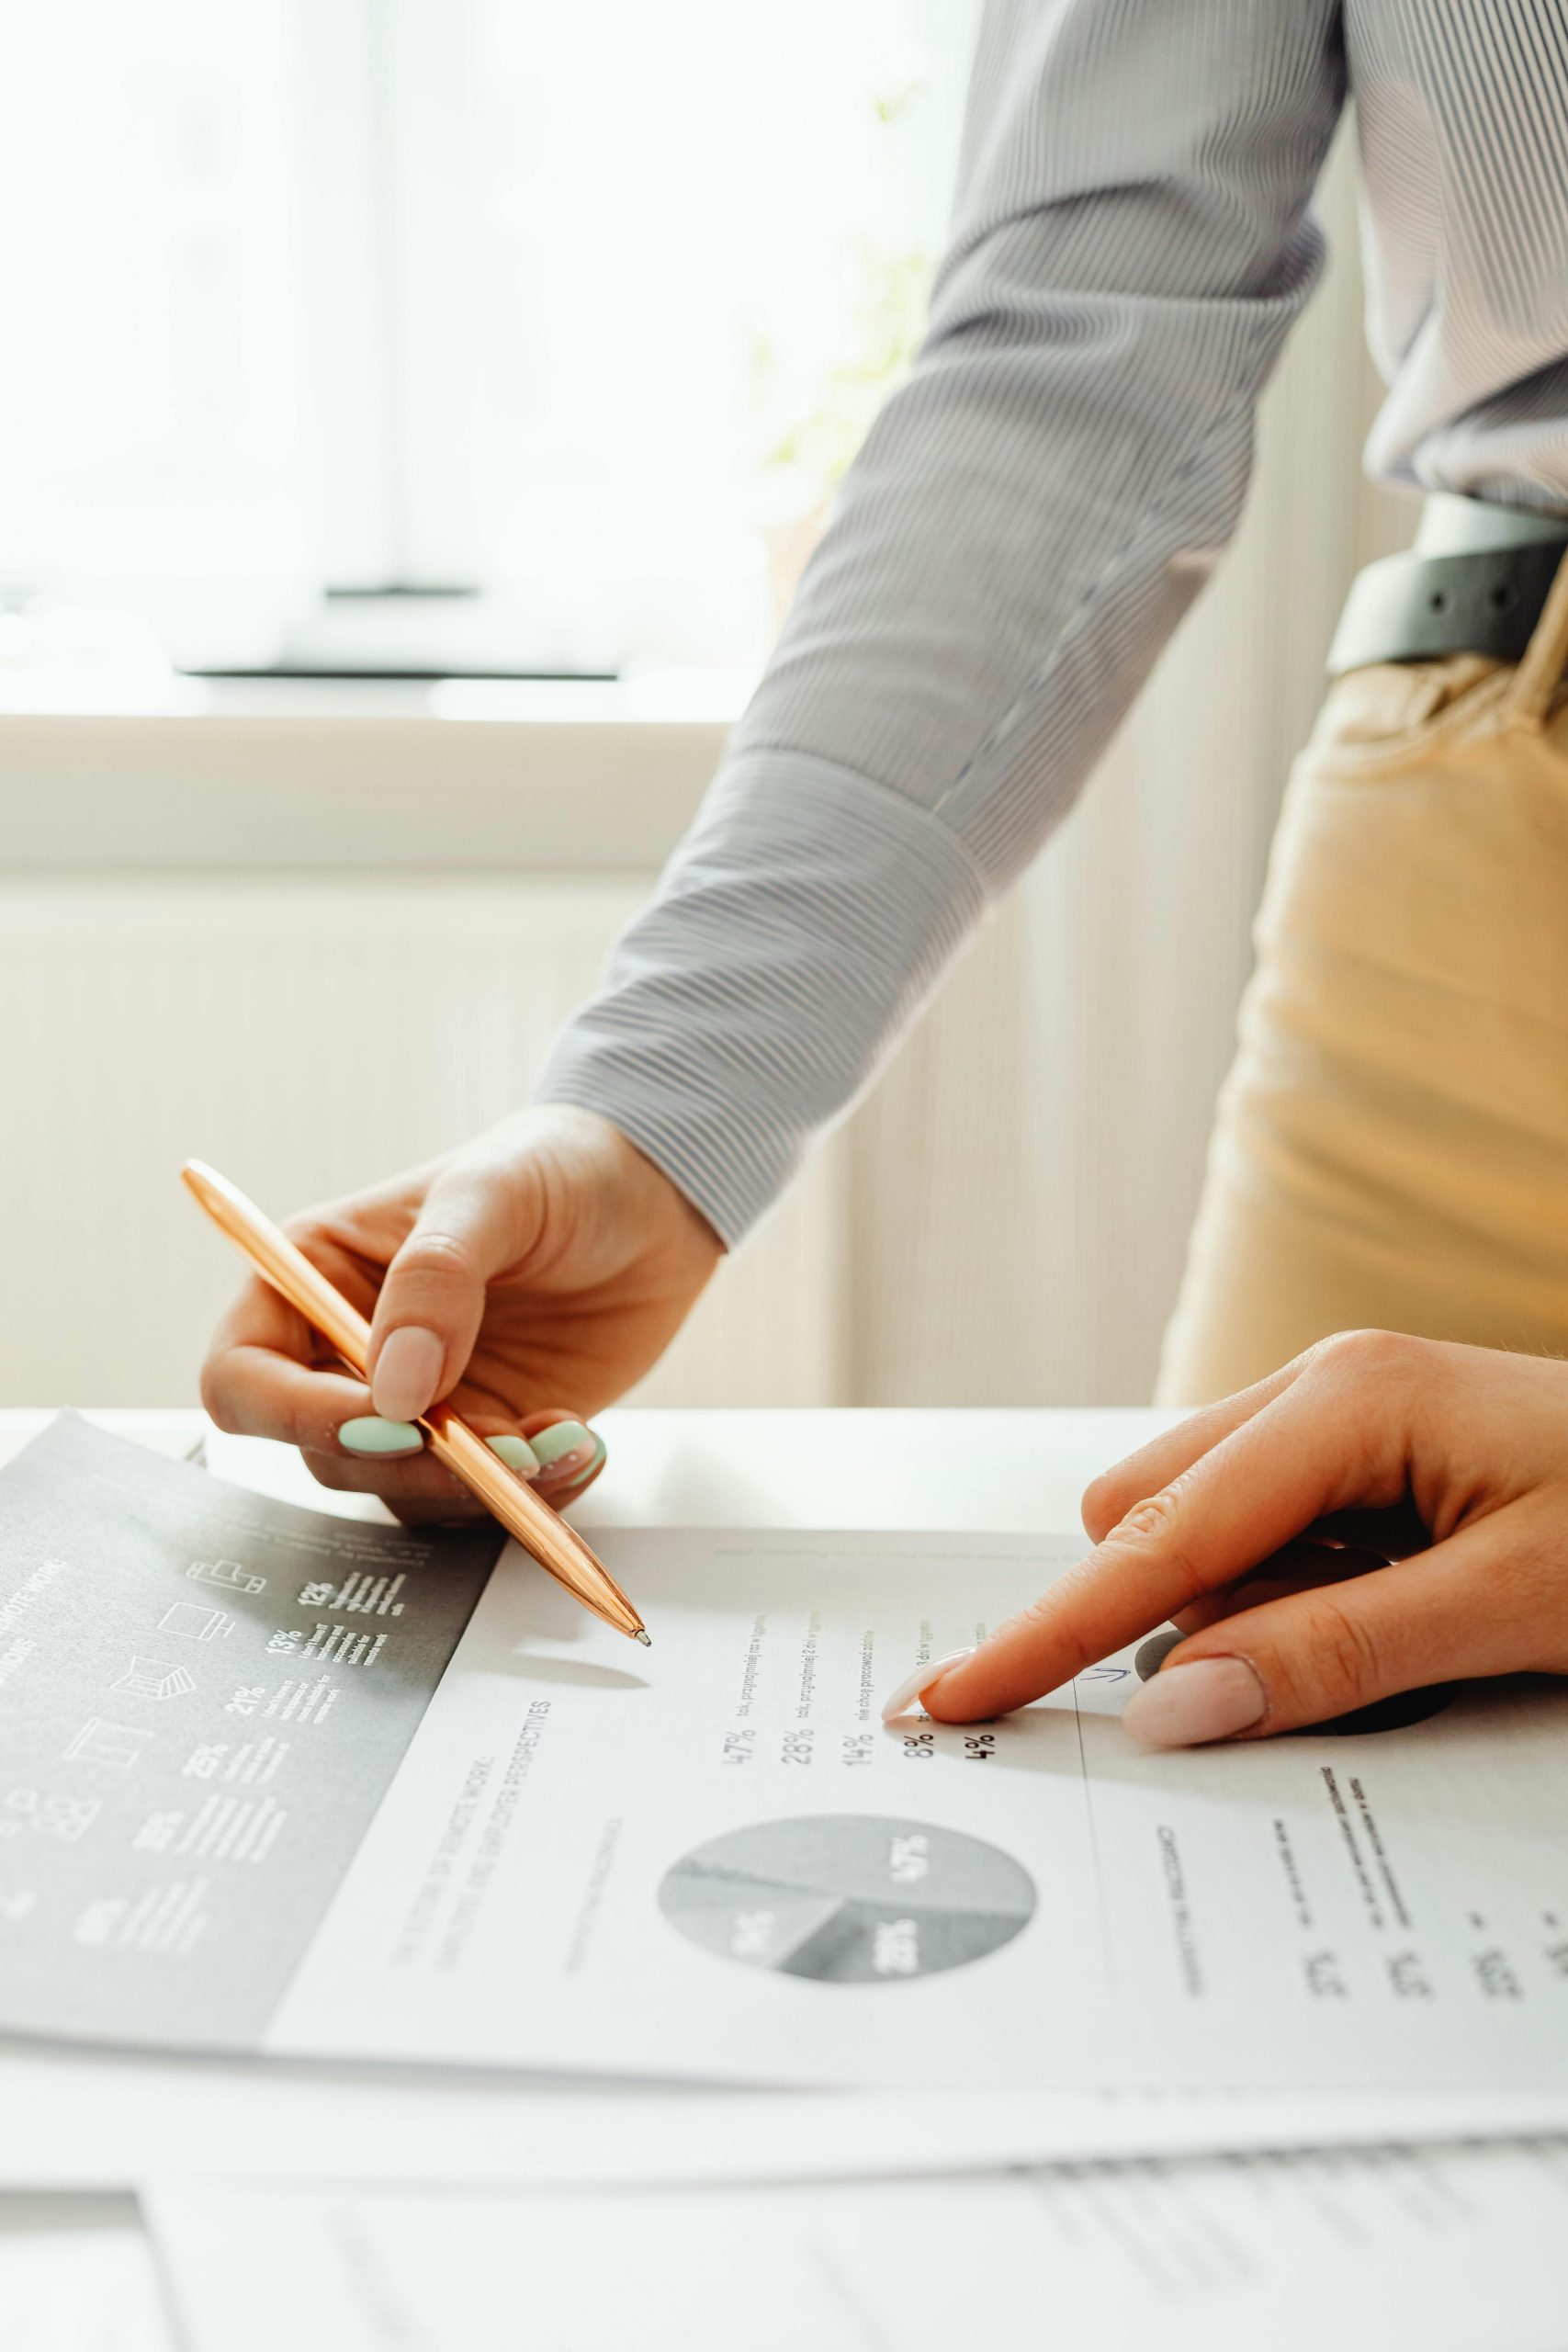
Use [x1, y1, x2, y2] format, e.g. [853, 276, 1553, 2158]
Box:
[0, 1405, 1173, 1533]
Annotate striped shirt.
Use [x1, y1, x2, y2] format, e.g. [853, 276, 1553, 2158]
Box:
[538, 0, 1568, 1244]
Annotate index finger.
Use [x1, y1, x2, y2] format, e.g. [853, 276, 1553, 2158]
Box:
[917, 1363, 1415, 1724]
[1078, 1354, 1305, 1544]
[204, 1216, 383, 1367]
[207, 1261, 313, 1358]
[202, 1275, 378, 1454]
[201, 1230, 383, 1449]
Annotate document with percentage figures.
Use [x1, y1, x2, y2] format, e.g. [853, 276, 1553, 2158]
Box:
[149, 2138, 1568, 2352]
[0, 1415, 500, 2053]
[4, 1414, 1568, 2092]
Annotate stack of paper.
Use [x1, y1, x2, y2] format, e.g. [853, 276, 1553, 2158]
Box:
[145, 2145, 1568, 2352]
[2, 1413, 1566, 2347]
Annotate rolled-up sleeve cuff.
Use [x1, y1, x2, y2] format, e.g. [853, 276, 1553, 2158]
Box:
[532, 750, 989, 1246]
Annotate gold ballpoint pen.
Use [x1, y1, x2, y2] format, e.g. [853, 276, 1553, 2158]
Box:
[182, 1159, 649, 1644]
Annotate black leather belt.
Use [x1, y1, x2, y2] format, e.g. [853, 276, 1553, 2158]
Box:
[1326, 514, 1568, 681]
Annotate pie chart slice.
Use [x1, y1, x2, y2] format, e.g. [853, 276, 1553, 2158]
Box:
[658, 1815, 1036, 1984]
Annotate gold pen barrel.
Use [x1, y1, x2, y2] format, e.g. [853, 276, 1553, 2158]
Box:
[423, 1408, 644, 1639]
[182, 1159, 648, 1643]
[184, 1160, 373, 1370]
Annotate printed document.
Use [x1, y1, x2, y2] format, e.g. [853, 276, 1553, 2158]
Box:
[150, 2139, 1568, 2352]
[3, 1416, 1568, 2090]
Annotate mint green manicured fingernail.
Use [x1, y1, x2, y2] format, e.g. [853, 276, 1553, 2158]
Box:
[339, 1416, 424, 1457]
[530, 1419, 592, 1467]
[537, 1432, 604, 1490]
[564, 1434, 607, 1484]
[486, 1433, 541, 1476]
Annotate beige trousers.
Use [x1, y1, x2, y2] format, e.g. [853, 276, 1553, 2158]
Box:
[1157, 548, 1568, 1408]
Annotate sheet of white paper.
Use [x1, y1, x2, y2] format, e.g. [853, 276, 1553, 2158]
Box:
[268, 1523, 1568, 2091]
[6, 2047, 1568, 2188]
[149, 2142, 1568, 2352]
[6, 1419, 1568, 2096]
[0, 2199, 170, 2352]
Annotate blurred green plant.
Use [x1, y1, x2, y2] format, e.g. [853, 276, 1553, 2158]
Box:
[754, 244, 932, 506]
[749, 69, 937, 522]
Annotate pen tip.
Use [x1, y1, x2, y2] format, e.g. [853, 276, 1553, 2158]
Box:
[635, 1629, 652, 1647]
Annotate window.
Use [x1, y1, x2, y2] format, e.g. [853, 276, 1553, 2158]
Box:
[1, 0, 976, 681]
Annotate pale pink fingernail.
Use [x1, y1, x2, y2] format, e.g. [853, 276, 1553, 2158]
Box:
[1121, 1657, 1266, 1747]
[880, 1648, 976, 1724]
[372, 1326, 445, 1421]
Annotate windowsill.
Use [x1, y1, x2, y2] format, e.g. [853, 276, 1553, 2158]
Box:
[0, 672, 749, 872]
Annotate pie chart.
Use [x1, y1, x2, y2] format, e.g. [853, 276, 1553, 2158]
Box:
[658, 1814, 1036, 1984]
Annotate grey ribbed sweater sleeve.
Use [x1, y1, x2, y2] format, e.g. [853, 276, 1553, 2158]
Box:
[536, 0, 1347, 1243]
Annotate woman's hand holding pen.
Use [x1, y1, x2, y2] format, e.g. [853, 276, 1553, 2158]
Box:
[896, 1332, 1568, 1743]
[205, 1131, 1568, 1733]
[199, 1107, 722, 1524]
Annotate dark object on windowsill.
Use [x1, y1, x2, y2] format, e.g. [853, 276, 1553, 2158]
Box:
[176, 586, 620, 684]
[182, 666, 618, 682]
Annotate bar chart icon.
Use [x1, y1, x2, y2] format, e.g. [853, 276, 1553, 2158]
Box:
[111, 1657, 197, 1703]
